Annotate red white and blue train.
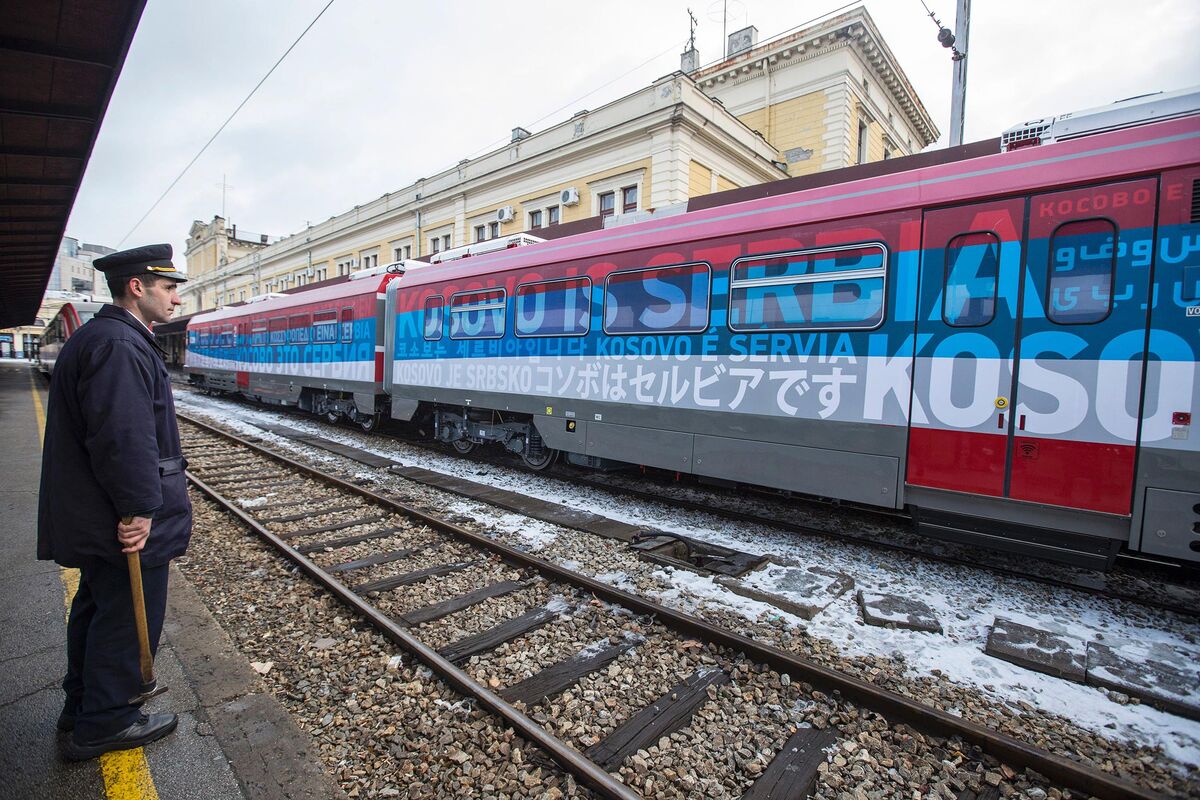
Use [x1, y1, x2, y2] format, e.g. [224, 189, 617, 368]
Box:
[185, 90, 1200, 569]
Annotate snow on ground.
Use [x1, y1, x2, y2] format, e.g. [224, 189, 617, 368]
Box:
[175, 390, 1200, 768]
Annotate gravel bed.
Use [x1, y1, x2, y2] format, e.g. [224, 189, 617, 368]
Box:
[335, 542, 486, 589]
[307, 530, 446, 568]
[367, 561, 528, 618]
[176, 408, 1200, 798]
[182, 490, 596, 799]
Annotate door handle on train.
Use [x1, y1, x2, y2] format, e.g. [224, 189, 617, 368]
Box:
[997, 412, 1005, 429]
[1019, 414, 1026, 431]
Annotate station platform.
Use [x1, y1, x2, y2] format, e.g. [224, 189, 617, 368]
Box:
[0, 361, 341, 800]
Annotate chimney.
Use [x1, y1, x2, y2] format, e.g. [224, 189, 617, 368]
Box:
[680, 47, 699, 72]
[726, 25, 758, 58]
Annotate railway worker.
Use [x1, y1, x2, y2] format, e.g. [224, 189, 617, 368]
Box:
[37, 243, 192, 760]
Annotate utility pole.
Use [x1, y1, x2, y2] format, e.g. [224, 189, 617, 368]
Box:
[215, 174, 234, 218]
[948, 0, 971, 146]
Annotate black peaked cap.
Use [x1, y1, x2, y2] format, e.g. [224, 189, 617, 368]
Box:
[93, 243, 188, 282]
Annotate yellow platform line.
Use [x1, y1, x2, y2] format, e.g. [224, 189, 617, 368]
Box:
[31, 371, 160, 800]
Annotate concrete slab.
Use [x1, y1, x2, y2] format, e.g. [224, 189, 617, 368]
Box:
[856, 591, 943, 634]
[984, 618, 1086, 682]
[718, 565, 854, 620]
[1085, 639, 1200, 721]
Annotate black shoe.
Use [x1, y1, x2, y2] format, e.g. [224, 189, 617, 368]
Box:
[57, 710, 76, 733]
[61, 713, 178, 761]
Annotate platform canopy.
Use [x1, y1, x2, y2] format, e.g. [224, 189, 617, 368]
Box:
[0, 0, 145, 328]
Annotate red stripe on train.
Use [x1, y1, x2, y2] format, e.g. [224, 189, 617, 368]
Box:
[907, 428, 1134, 515]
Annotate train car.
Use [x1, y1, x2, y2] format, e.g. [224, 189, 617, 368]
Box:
[186, 270, 402, 430]
[37, 301, 104, 376]
[383, 91, 1200, 569]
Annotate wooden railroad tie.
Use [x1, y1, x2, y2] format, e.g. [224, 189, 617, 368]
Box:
[438, 603, 568, 664]
[398, 579, 535, 627]
[327, 542, 440, 573]
[257, 503, 362, 523]
[278, 513, 390, 540]
[295, 527, 415, 555]
[499, 634, 644, 707]
[585, 667, 729, 770]
[353, 560, 482, 594]
[739, 727, 838, 800]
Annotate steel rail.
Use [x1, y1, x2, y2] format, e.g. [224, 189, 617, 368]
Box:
[178, 411, 1167, 800]
[185, 468, 640, 800]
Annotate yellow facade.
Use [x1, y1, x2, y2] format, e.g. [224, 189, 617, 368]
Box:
[737, 90, 829, 178]
[688, 160, 713, 197]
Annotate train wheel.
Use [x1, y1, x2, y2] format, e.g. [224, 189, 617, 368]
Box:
[451, 439, 476, 455]
[325, 410, 340, 424]
[521, 447, 557, 471]
[358, 414, 379, 433]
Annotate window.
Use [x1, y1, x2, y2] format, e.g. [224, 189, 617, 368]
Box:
[443, 234, 452, 250]
[340, 307, 354, 342]
[288, 314, 310, 343]
[622, 186, 637, 214]
[251, 321, 268, 346]
[315, 267, 327, 282]
[475, 225, 487, 243]
[857, 120, 869, 165]
[423, 296, 443, 341]
[1047, 218, 1116, 324]
[337, 256, 354, 276]
[515, 277, 591, 337]
[599, 191, 615, 219]
[313, 309, 339, 343]
[268, 317, 287, 345]
[943, 232, 1001, 327]
[547, 205, 560, 225]
[728, 244, 887, 331]
[392, 243, 411, 262]
[449, 289, 505, 339]
[221, 324, 234, 347]
[488, 222, 499, 239]
[431, 237, 441, 254]
[361, 252, 379, 271]
[604, 263, 710, 334]
[529, 209, 543, 229]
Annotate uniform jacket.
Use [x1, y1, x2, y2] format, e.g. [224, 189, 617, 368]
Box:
[38, 305, 192, 567]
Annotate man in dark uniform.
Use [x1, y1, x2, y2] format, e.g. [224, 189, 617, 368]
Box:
[38, 243, 193, 760]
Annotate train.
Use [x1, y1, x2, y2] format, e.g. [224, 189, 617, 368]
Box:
[177, 89, 1199, 570]
[37, 301, 104, 375]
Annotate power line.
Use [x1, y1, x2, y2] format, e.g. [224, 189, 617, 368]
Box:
[118, 0, 338, 246]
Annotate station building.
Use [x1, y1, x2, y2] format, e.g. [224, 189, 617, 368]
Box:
[179, 6, 937, 314]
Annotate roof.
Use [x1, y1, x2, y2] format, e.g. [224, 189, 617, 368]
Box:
[0, 0, 146, 328]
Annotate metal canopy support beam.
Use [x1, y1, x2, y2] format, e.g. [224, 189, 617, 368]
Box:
[0, 36, 115, 69]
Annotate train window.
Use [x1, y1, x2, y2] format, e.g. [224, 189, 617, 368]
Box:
[728, 244, 887, 331]
[1047, 218, 1116, 324]
[423, 296, 443, 341]
[221, 325, 234, 347]
[449, 289, 505, 339]
[943, 232, 1001, 327]
[515, 277, 591, 337]
[340, 306, 354, 343]
[188, 330, 198, 347]
[251, 321, 268, 347]
[313, 309, 339, 344]
[603, 263, 710, 335]
[268, 317, 287, 345]
[288, 314, 311, 343]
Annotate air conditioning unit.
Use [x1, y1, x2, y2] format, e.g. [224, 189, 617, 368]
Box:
[560, 187, 580, 206]
[496, 206, 515, 223]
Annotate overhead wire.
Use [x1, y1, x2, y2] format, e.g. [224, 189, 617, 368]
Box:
[118, 0, 338, 246]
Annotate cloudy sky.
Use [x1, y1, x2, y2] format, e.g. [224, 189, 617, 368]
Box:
[66, 0, 1199, 264]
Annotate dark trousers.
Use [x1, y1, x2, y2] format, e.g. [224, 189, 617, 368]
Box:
[63, 558, 169, 741]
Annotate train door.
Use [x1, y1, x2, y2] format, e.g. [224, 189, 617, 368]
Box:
[908, 180, 1157, 515]
[1008, 179, 1157, 514]
[907, 198, 1027, 497]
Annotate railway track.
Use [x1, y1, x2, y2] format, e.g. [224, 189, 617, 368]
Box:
[178, 409, 1167, 800]
[178, 387, 1200, 619]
